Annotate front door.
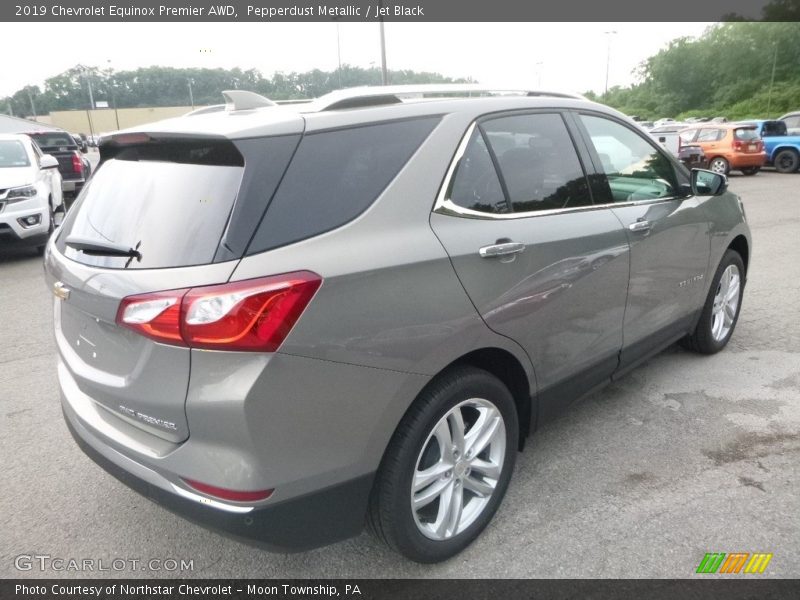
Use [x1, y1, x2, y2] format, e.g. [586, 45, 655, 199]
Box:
[574, 112, 711, 370]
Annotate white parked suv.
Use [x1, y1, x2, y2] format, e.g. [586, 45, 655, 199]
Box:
[0, 133, 64, 254]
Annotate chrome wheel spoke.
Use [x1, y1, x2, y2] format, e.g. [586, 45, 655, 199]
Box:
[469, 457, 501, 480]
[413, 476, 450, 510]
[433, 419, 454, 462]
[413, 461, 452, 492]
[465, 408, 502, 459]
[448, 409, 466, 456]
[463, 474, 495, 498]
[440, 482, 463, 537]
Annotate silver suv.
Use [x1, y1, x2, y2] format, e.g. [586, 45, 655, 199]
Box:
[44, 85, 751, 563]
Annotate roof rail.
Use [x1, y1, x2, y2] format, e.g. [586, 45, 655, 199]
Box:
[222, 90, 276, 111]
[310, 84, 587, 111]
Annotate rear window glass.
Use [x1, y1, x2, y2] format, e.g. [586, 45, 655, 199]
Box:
[248, 117, 439, 253]
[734, 128, 759, 141]
[761, 121, 786, 136]
[0, 140, 30, 167]
[28, 132, 76, 149]
[56, 139, 244, 269]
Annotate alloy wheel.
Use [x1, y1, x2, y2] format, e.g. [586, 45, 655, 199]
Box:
[411, 398, 506, 541]
[711, 264, 741, 342]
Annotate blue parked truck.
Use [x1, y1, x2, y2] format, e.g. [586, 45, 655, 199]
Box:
[746, 120, 800, 173]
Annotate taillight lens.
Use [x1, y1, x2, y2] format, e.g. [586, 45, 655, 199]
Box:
[72, 152, 84, 175]
[182, 272, 321, 351]
[115, 272, 321, 352]
[182, 478, 273, 502]
[118, 289, 187, 343]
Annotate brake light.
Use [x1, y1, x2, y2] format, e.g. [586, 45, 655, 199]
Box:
[732, 140, 744, 152]
[72, 152, 84, 174]
[182, 478, 273, 502]
[115, 272, 321, 351]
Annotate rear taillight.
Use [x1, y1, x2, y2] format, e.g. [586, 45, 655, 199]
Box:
[72, 152, 84, 175]
[115, 271, 321, 351]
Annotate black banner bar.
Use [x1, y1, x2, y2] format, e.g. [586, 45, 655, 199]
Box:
[3, 579, 800, 600]
[0, 0, 786, 23]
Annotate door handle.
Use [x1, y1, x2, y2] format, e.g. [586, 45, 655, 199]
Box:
[628, 220, 651, 233]
[479, 241, 526, 258]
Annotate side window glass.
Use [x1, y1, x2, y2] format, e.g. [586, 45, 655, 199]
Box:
[696, 129, 718, 142]
[481, 113, 590, 212]
[580, 114, 677, 203]
[447, 128, 509, 214]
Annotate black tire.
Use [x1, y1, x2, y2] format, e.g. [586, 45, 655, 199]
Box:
[368, 366, 518, 563]
[709, 157, 730, 175]
[740, 167, 760, 176]
[37, 202, 55, 256]
[774, 149, 800, 174]
[682, 249, 745, 354]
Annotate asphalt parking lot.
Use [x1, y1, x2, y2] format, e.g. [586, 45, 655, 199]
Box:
[1, 170, 798, 579]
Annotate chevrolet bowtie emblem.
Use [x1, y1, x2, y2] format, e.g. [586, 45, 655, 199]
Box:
[53, 281, 70, 301]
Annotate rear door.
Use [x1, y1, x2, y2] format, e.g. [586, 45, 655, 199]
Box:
[430, 111, 630, 411]
[575, 112, 710, 370]
[45, 135, 286, 443]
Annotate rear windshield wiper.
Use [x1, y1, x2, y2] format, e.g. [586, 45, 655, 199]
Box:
[65, 236, 142, 260]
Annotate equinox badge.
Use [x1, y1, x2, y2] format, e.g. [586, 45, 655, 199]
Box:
[53, 281, 70, 301]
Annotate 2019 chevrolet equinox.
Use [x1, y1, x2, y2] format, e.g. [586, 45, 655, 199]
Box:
[44, 85, 751, 563]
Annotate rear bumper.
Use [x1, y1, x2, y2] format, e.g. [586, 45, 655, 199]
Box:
[64, 407, 374, 552]
[729, 152, 767, 168]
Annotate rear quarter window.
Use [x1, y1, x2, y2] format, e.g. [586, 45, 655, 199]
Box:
[247, 116, 440, 254]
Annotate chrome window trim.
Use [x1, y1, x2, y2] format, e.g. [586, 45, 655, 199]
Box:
[433, 118, 686, 221]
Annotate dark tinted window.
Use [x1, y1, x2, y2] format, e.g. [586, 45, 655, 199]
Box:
[447, 128, 509, 214]
[482, 113, 590, 212]
[761, 121, 786, 136]
[56, 139, 244, 269]
[248, 117, 439, 253]
[28, 132, 76, 149]
[581, 114, 677, 203]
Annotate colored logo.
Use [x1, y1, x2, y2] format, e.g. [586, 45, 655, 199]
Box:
[696, 552, 773, 574]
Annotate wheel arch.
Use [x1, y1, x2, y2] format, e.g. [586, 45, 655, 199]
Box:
[430, 348, 534, 450]
[728, 235, 749, 275]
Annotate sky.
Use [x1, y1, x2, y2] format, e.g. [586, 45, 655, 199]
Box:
[1, 22, 714, 98]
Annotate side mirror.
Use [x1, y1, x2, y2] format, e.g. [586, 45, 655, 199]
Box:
[40, 154, 59, 170]
[691, 169, 727, 196]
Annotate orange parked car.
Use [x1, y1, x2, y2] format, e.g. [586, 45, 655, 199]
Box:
[678, 123, 766, 176]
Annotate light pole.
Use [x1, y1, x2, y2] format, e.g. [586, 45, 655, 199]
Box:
[767, 43, 778, 115]
[604, 30, 617, 96]
[188, 78, 195, 110]
[334, 20, 343, 89]
[534, 61, 543, 87]
[378, 0, 388, 85]
[107, 59, 120, 130]
[76, 65, 96, 139]
[25, 88, 37, 118]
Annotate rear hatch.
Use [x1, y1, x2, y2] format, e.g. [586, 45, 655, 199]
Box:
[46, 135, 251, 443]
[733, 127, 763, 154]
